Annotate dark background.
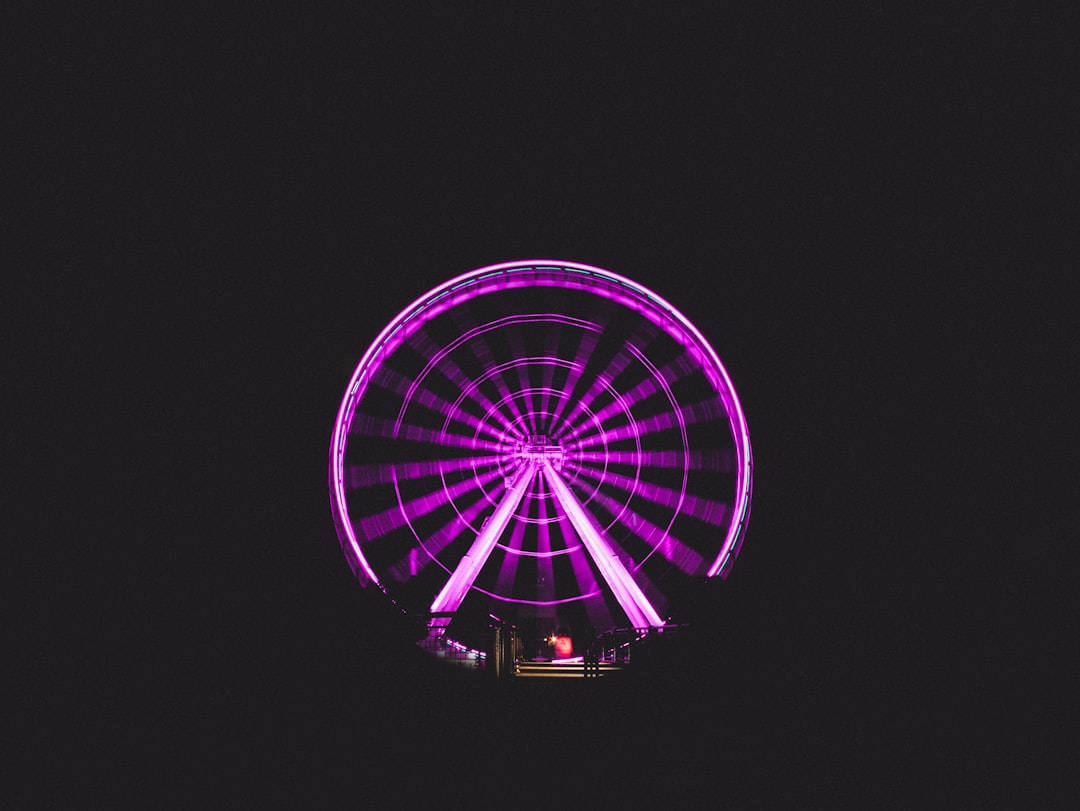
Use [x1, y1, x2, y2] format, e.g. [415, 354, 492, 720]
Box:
[12, 4, 1071, 806]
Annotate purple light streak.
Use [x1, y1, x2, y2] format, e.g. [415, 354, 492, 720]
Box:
[373, 365, 502, 441]
[398, 315, 600, 431]
[547, 329, 600, 428]
[541, 463, 664, 628]
[345, 454, 501, 489]
[554, 348, 635, 436]
[388, 501, 486, 582]
[445, 358, 580, 440]
[403, 331, 510, 432]
[493, 504, 530, 594]
[429, 464, 537, 630]
[583, 487, 707, 575]
[573, 409, 679, 447]
[565, 461, 728, 528]
[359, 464, 504, 541]
[350, 412, 505, 454]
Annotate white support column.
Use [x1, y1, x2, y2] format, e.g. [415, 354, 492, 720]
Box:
[541, 464, 664, 629]
[429, 462, 537, 631]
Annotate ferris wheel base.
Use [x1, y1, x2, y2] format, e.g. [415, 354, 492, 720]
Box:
[413, 619, 689, 681]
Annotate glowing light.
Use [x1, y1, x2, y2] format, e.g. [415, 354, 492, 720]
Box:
[429, 464, 537, 629]
[554, 634, 573, 658]
[542, 464, 664, 628]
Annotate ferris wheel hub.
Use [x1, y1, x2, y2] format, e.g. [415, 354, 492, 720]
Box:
[516, 435, 565, 470]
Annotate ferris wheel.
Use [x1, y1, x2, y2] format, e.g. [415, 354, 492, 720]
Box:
[329, 260, 752, 657]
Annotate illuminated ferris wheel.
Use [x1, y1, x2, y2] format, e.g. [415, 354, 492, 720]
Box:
[329, 260, 752, 658]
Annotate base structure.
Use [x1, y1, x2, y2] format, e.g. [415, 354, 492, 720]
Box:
[415, 616, 690, 681]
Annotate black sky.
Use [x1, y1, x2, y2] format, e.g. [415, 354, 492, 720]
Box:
[13, 3, 1073, 806]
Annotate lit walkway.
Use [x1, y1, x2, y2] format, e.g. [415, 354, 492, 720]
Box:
[515, 660, 624, 679]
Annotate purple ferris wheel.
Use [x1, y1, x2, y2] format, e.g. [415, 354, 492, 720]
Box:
[329, 260, 752, 661]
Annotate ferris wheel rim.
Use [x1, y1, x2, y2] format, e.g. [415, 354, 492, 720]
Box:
[329, 259, 753, 598]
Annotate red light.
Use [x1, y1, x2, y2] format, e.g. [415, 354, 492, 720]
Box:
[554, 635, 573, 658]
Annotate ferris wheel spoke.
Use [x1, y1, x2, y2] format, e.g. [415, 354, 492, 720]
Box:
[466, 334, 533, 430]
[345, 454, 502, 489]
[586, 378, 660, 429]
[536, 330, 562, 427]
[554, 320, 660, 434]
[572, 448, 728, 471]
[352, 413, 505, 454]
[359, 465, 505, 541]
[373, 366, 507, 443]
[565, 461, 729, 530]
[562, 539, 602, 599]
[538, 490, 613, 623]
[571, 397, 723, 449]
[492, 500, 530, 594]
[547, 329, 601, 428]
[386, 488, 494, 581]
[452, 359, 566, 439]
[429, 464, 539, 631]
[574, 411, 677, 446]
[396, 422, 503, 453]
[505, 333, 541, 435]
[580, 487, 707, 575]
[404, 329, 510, 429]
[548, 502, 603, 595]
[553, 348, 636, 441]
[560, 338, 696, 443]
[584, 353, 701, 429]
[532, 474, 557, 603]
[541, 464, 664, 628]
[566, 463, 681, 512]
[450, 375, 527, 443]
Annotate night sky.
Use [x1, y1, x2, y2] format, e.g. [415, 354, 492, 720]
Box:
[14, 4, 1071, 806]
